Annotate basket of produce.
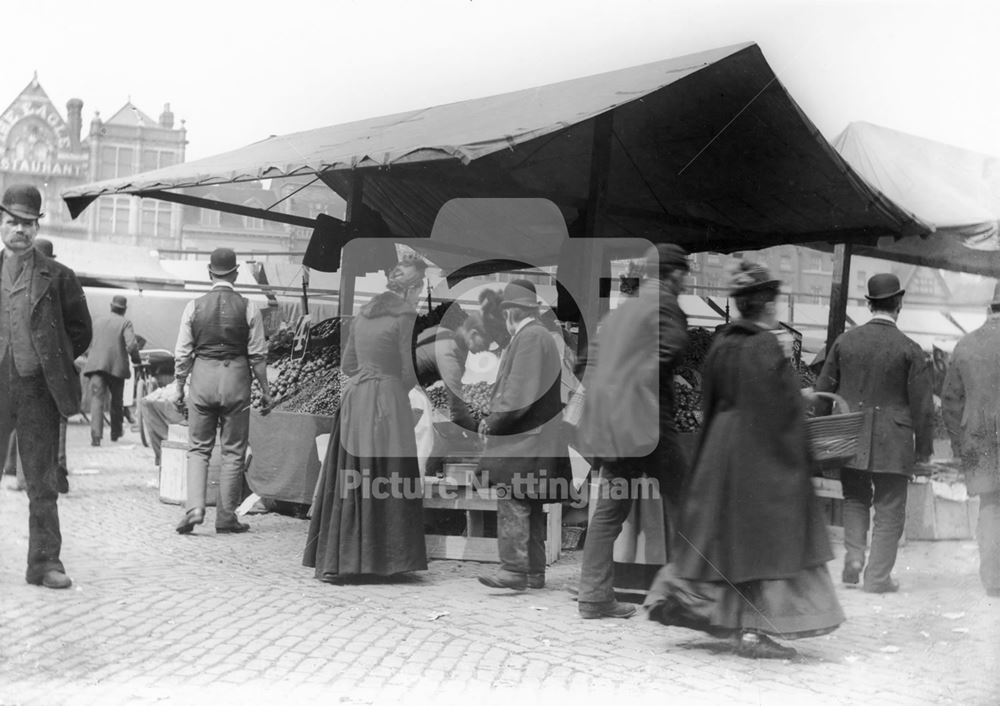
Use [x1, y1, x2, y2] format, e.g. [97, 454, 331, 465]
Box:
[804, 391, 871, 467]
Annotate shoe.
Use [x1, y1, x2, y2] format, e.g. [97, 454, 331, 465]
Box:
[477, 572, 527, 590]
[175, 507, 205, 534]
[527, 573, 545, 589]
[736, 632, 797, 660]
[842, 560, 863, 585]
[57, 467, 69, 494]
[110, 434, 121, 442]
[90, 439, 101, 447]
[579, 600, 637, 619]
[863, 578, 900, 594]
[216, 521, 250, 534]
[27, 569, 73, 590]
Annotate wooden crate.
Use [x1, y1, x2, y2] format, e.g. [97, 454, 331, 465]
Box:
[159, 439, 222, 506]
[422, 478, 561, 564]
[905, 479, 979, 540]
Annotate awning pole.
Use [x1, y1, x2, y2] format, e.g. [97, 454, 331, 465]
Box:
[825, 242, 853, 353]
[575, 112, 614, 359]
[338, 172, 365, 318]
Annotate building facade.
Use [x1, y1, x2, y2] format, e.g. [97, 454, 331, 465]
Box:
[0, 75, 342, 262]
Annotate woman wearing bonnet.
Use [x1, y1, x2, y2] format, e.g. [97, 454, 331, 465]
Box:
[644, 260, 844, 659]
[304, 255, 429, 582]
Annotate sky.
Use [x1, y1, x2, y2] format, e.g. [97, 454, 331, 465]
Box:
[4, 0, 999, 162]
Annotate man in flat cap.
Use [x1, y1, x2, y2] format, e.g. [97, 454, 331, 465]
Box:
[0, 184, 92, 589]
[575, 243, 691, 619]
[814, 273, 934, 593]
[173, 247, 272, 535]
[84, 295, 142, 446]
[941, 281, 1000, 598]
[476, 279, 573, 591]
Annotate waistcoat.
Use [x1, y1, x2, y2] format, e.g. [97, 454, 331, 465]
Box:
[0, 252, 42, 375]
[191, 288, 249, 360]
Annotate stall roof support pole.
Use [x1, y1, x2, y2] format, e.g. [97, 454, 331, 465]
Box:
[825, 242, 853, 354]
[338, 173, 365, 318]
[576, 112, 614, 358]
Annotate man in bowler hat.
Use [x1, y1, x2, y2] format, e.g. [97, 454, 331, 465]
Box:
[941, 281, 1000, 597]
[84, 294, 142, 445]
[476, 279, 573, 590]
[575, 243, 691, 618]
[173, 247, 273, 534]
[0, 184, 92, 589]
[814, 273, 933, 593]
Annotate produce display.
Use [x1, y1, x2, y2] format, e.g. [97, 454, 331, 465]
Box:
[251, 316, 347, 415]
[425, 380, 493, 426]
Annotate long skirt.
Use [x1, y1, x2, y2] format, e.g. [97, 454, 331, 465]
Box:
[644, 563, 845, 639]
[303, 379, 427, 579]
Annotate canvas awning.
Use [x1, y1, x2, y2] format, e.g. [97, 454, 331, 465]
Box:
[45, 236, 184, 289]
[63, 42, 928, 269]
[829, 122, 1000, 276]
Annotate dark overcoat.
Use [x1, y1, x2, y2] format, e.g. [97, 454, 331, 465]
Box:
[477, 319, 572, 501]
[941, 316, 1000, 496]
[672, 320, 833, 584]
[577, 280, 688, 489]
[814, 318, 934, 474]
[0, 249, 92, 417]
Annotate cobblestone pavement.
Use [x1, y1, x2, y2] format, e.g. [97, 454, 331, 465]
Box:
[1, 420, 998, 706]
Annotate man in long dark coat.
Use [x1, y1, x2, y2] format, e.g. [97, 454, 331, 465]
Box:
[477, 280, 572, 591]
[0, 184, 92, 589]
[575, 243, 690, 619]
[814, 273, 934, 593]
[941, 281, 1000, 598]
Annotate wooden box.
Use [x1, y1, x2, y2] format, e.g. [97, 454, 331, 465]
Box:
[159, 439, 222, 506]
[422, 478, 562, 565]
[905, 478, 979, 541]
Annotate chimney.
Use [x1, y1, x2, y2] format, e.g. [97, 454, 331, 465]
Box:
[159, 102, 174, 129]
[66, 98, 83, 151]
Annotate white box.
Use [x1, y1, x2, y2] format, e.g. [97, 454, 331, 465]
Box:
[159, 439, 221, 506]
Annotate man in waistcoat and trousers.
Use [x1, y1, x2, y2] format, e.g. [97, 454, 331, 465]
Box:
[941, 281, 1000, 598]
[173, 248, 272, 534]
[476, 280, 573, 591]
[575, 243, 690, 619]
[84, 295, 141, 446]
[814, 273, 934, 593]
[0, 184, 92, 589]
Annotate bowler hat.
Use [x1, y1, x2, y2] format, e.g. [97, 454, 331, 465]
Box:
[499, 279, 540, 309]
[208, 247, 239, 276]
[1, 184, 44, 221]
[34, 238, 55, 258]
[111, 295, 128, 311]
[865, 273, 904, 301]
[728, 261, 781, 296]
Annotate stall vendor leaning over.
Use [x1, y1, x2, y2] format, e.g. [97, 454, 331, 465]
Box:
[413, 307, 492, 471]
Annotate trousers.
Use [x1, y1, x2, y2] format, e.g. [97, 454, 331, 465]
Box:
[496, 495, 546, 581]
[977, 491, 1000, 594]
[87, 371, 125, 441]
[840, 469, 908, 588]
[186, 357, 250, 527]
[0, 357, 64, 580]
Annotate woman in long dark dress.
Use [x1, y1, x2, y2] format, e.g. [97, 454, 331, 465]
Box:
[303, 257, 429, 582]
[644, 261, 844, 659]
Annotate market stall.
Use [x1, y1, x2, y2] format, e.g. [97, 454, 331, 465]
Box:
[62, 42, 931, 566]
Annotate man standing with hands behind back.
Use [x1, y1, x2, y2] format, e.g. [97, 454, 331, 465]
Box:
[0, 184, 92, 589]
[814, 273, 933, 593]
[173, 247, 272, 535]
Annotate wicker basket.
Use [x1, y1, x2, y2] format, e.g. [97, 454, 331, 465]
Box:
[804, 392, 869, 466]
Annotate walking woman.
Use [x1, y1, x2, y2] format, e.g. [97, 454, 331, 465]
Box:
[644, 261, 844, 659]
[304, 256, 429, 582]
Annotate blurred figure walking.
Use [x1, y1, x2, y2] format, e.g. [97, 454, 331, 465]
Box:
[84, 295, 141, 445]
